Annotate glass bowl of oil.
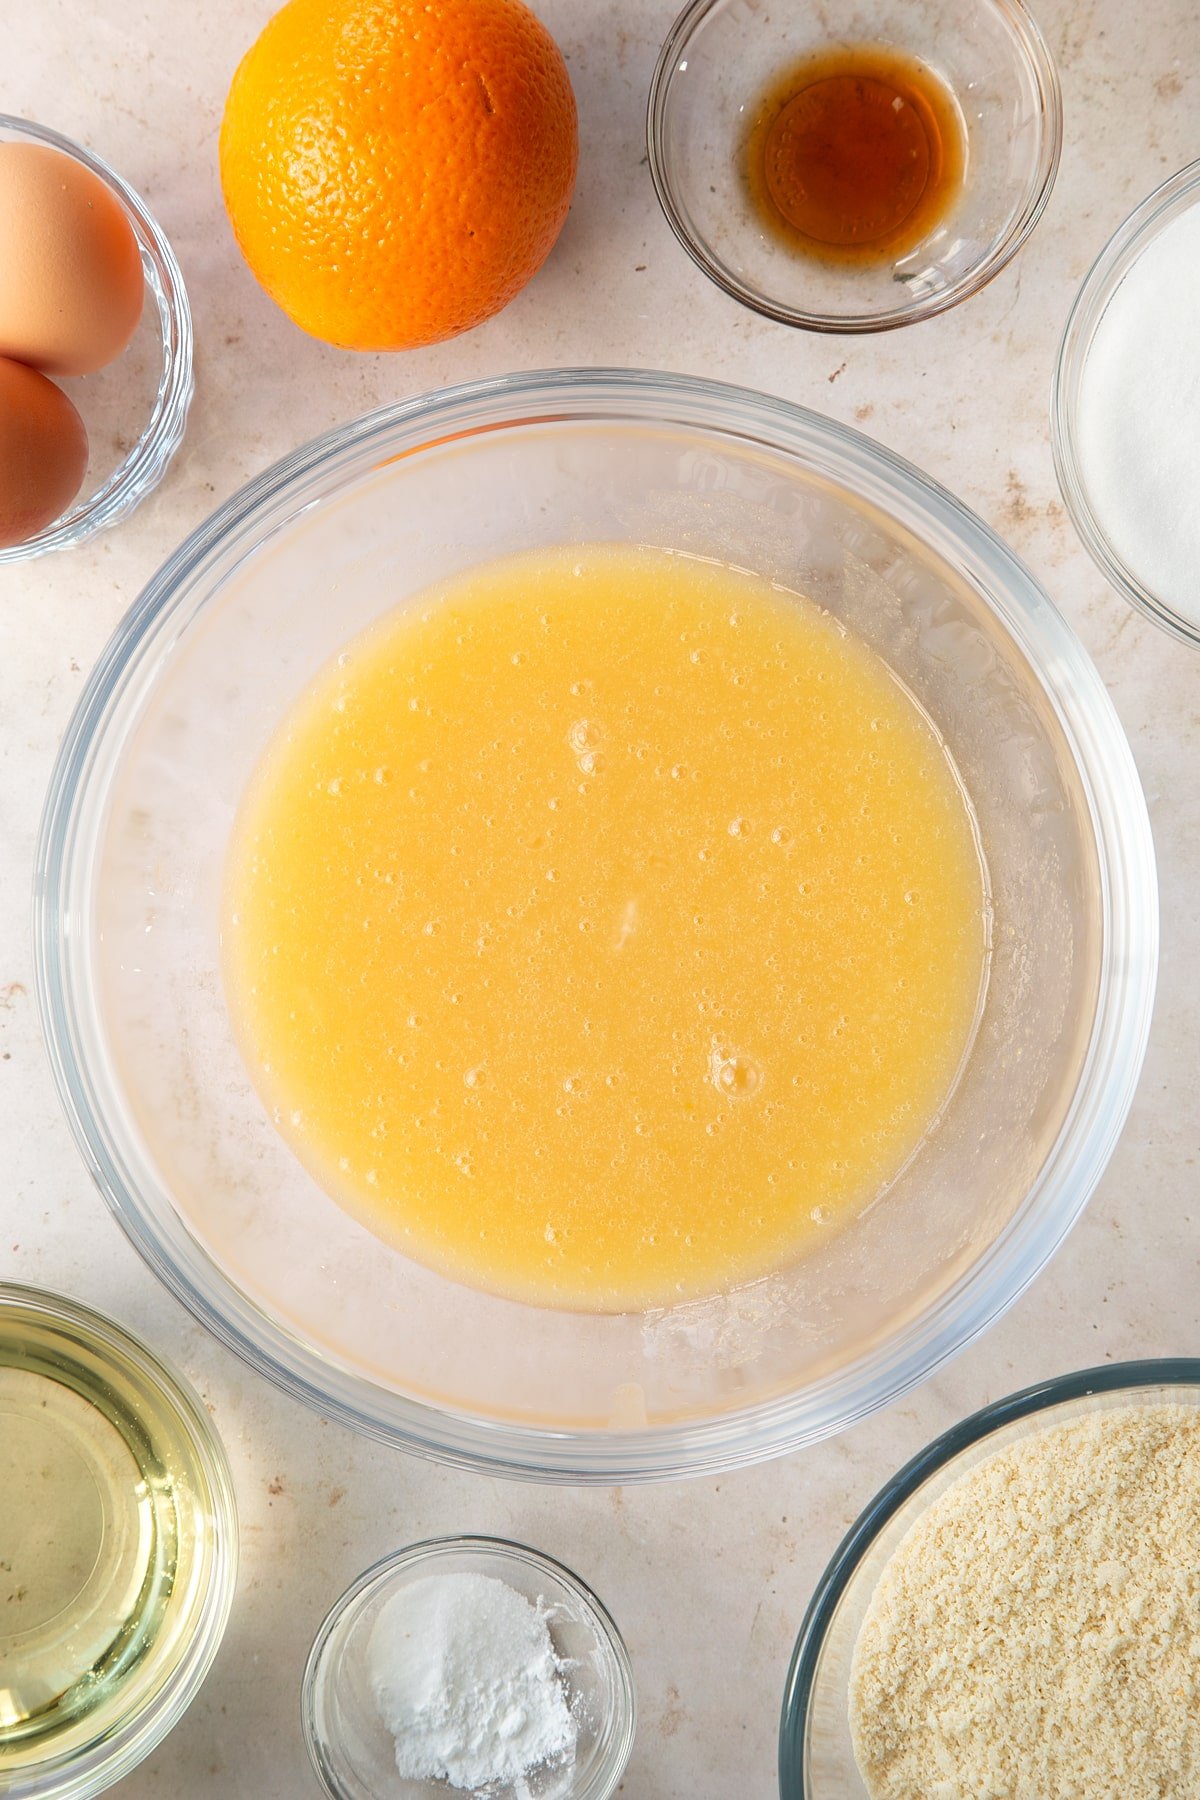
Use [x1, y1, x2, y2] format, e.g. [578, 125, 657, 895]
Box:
[647, 0, 1062, 332]
[0, 1284, 237, 1797]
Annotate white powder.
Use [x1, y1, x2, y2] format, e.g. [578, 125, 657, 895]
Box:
[1077, 201, 1200, 623]
[849, 1404, 1200, 1800]
[366, 1571, 576, 1792]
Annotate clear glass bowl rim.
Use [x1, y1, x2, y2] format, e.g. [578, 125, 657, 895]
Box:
[777, 1356, 1200, 1796]
[301, 1533, 638, 1800]
[1051, 157, 1200, 648]
[0, 1280, 238, 1800]
[0, 112, 193, 565]
[645, 0, 1063, 333]
[33, 366, 1158, 1484]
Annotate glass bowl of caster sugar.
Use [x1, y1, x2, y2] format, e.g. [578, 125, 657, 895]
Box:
[780, 1360, 1200, 1799]
[302, 1536, 636, 1800]
[1054, 159, 1200, 647]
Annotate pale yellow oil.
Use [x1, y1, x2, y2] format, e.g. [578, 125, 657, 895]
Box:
[224, 543, 988, 1311]
[0, 1297, 216, 1771]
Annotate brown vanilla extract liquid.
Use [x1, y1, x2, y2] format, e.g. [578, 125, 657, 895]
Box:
[744, 44, 966, 265]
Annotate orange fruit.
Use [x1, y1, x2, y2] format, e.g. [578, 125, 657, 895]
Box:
[219, 0, 578, 352]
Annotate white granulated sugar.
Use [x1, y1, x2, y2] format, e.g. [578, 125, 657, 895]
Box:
[1076, 202, 1200, 623]
[366, 1570, 576, 1792]
[850, 1404, 1200, 1800]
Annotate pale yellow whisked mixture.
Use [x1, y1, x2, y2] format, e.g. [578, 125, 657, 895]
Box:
[224, 542, 987, 1311]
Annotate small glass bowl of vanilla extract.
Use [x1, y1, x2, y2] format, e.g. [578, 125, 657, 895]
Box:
[647, 0, 1062, 332]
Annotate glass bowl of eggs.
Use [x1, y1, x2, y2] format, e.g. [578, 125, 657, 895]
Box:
[0, 114, 192, 562]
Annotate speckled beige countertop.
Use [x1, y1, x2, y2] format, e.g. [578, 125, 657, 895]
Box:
[4, 2, 1199, 1794]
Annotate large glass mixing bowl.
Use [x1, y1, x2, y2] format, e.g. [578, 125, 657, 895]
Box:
[35, 370, 1156, 1482]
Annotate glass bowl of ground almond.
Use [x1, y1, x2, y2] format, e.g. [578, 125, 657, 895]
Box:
[780, 1360, 1200, 1798]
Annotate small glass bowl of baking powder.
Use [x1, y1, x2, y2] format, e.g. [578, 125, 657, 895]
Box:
[302, 1535, 637, 1800]
[778, 1359, 1200, 1797]
[1053, 159, 1200, 647]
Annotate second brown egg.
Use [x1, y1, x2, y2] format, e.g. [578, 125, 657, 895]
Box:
[0, 354, 89, 548]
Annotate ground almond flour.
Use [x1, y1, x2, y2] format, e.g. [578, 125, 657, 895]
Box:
[849, 1404, 1200, 1800]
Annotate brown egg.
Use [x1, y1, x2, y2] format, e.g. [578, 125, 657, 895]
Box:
[0, 142, 144, 376]
[0, 354, 89, 548]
